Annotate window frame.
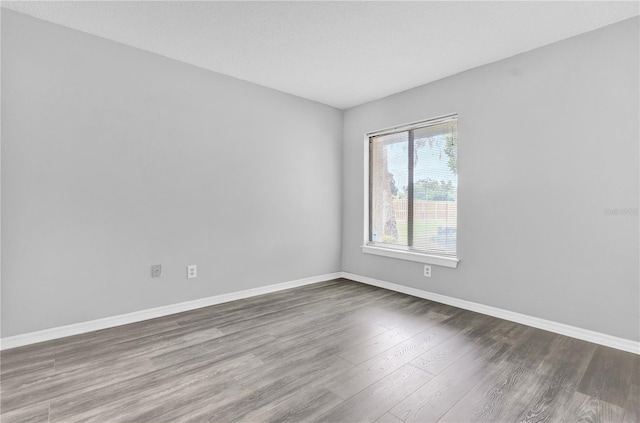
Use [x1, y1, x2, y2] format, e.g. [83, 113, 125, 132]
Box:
[362, 114, 460, 269]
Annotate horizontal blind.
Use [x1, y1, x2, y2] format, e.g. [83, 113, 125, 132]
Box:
[369, 131, 408, 247]
[412, 119, 457, 255]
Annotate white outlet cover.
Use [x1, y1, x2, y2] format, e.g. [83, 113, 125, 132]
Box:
[424, 265, 431, 277]
[187, 265, 197, 279]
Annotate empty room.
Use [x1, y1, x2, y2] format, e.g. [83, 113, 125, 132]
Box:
[1, 1, 639, 422]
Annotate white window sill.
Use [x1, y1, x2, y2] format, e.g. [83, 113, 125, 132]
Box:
[361, 245, 459, 268]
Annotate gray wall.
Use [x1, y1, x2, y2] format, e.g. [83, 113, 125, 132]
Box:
[1, 11, 343, 337]
[342, 17, 640, 341]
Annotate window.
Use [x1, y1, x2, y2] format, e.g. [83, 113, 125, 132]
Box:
[363, 114, 459, 268]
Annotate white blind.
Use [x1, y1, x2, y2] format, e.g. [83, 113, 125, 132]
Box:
[369, 116, 458, 256]
[370, 131, 408, 247]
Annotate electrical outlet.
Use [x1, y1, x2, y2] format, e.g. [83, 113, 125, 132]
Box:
[151, 265, 162, 278]
[424, 265, 431, 277]
[187, 265, 197, 279]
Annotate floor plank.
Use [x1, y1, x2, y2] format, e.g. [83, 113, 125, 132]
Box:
[179, 354, 353, 422]
[239, 386, 343, 422]
[560, 391, 626, 423]
[373, 412, 405, 423]
[317, 364, 432, 422]
[48, 353, 263, 422]
[513, 336, 597, 422]
[622, 382, 640, 423]
[577, 345, 635, 407]
[437, 362, 537, 422]
[408, 313, 503, 376]
[338, 317, 442, 365]
[390, 338, 510, 422]
[0, 403, 49, 423]
[324, 322, 457, 399]
[62, 354, 262, 423]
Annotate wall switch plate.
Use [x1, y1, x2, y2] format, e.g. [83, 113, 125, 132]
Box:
[424, 265, 431, 277]
[151, 265, 162, 278]
[187, 265, 197, 279]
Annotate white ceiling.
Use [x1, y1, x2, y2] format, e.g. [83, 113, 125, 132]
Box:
[2, 1, 639, 109]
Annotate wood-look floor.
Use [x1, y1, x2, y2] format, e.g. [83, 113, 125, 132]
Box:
[1, 279, 638, 422]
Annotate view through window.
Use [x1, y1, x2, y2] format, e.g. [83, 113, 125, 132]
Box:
[369, 115, 458, 257]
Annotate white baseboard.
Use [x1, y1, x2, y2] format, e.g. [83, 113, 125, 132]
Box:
[4, 271, 638, 355]
[341, 272, 640, 355]
[0, 272, 342, 351]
